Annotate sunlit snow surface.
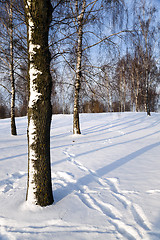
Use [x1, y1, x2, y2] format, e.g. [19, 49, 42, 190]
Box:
[0, 112, 160, 240]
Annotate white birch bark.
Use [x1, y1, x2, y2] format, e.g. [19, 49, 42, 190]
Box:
[26, 0, 41, 204]
[9, 1, 17, 135]
[73, 0, 86, 134]
[26, 0, 53, 206]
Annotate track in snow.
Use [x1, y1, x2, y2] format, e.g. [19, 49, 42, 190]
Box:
[63, 148, 152, 240]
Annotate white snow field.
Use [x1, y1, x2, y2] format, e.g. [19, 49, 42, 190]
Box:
[0, 112, 160, 240]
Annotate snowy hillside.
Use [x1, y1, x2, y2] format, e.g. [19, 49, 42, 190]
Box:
[0, 112, 160, 240]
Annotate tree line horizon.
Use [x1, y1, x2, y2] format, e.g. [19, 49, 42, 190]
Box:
[0, 0, 159, 122]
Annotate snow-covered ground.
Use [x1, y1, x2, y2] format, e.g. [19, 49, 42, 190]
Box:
[0, 112, 160, 240]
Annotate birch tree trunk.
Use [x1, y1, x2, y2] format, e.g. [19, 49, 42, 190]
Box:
[73, 0, 86, 134]
[106, 73, 110, 112]
[25, 0, 54, 206]
[145, 70, 151, 116]
[119, 69, 123, 112]
[135, 68, 139, 112]
[9, 1, 17, 136]
[122, 64, 126, 112]
[131, 69, 135, 111]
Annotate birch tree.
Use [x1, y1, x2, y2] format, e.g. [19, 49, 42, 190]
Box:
[25, 0, 54, 206]
[0, 0, 17, 135]
[57, 0, 126, 134]
[9, 0, 17, 135]
[132, 0, 159, 115]
[73, 0, 86, 134]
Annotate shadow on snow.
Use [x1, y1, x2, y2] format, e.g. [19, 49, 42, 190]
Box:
[53, 141, 160, 203]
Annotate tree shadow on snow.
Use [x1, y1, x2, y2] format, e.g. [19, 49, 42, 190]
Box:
[0, 153, 27, 162]
[51, 129, 160, 168]
[53, 141, 160, 203]
[82, 114, 146, 135]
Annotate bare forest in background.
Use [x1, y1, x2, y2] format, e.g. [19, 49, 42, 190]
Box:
[0, 0, 160, 121]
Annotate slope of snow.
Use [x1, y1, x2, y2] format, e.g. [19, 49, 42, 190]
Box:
[0, 112, 160, 240]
